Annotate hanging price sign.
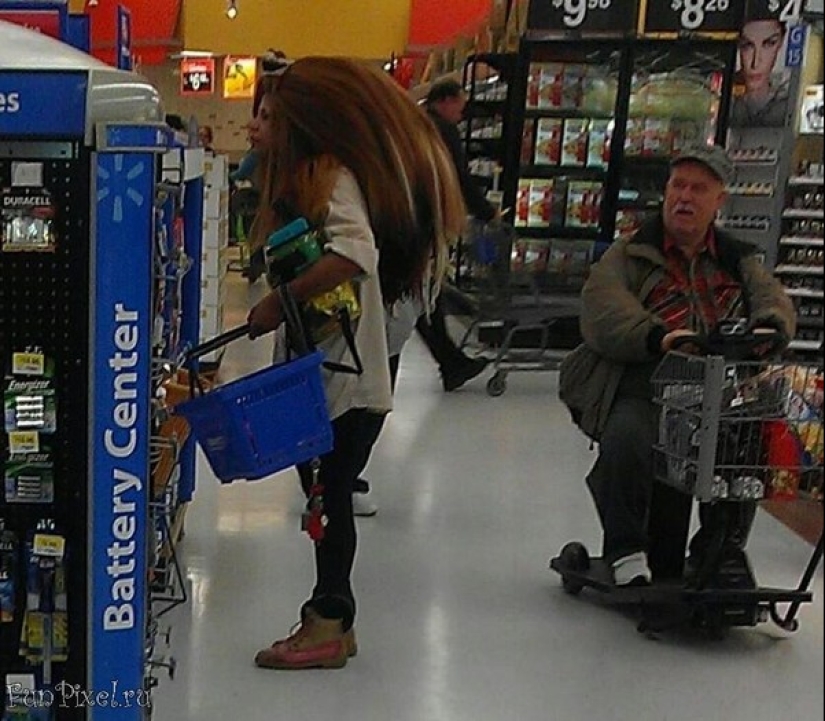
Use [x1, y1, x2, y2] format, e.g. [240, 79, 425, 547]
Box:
[527, 0, 639, 34]
[643, 0, 746, 34]
[180, 58, 216, 96]
[763, 0, 803, 22]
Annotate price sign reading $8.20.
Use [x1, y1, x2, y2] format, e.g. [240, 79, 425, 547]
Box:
[530, 0, 638, 33]
[643, 0, 745, 33]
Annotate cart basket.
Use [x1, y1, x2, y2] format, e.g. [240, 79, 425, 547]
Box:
[174, 298, 333, 483]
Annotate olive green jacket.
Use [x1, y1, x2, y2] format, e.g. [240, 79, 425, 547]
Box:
[559, 215, 796, 441]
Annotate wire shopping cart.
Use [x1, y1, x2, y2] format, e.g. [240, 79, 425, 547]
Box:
[649, 348, 823, 631]
[454, 219, 582, 397]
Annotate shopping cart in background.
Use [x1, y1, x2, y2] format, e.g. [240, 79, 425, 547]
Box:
[453, 219, 583, 397]
[551, 326, 824, 637]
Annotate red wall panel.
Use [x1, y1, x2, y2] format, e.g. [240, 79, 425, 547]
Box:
[408, 0, 491, 46]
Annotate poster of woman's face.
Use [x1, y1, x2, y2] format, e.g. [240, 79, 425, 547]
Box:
[729, 18, 792, 127]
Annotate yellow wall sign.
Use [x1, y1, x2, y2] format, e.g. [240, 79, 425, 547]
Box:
[222, 56, 257, 99]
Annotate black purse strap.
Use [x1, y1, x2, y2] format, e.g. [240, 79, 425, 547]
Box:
[279, 284, 363, 376]
[321, 306, 363, 376]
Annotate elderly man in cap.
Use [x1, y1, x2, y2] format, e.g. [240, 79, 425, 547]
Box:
[561, 144, 795, 586]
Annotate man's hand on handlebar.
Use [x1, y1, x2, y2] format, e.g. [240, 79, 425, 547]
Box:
[661, 329, 700, 354]
[661, 325, 783, 360]
[750, 326, 782, 358]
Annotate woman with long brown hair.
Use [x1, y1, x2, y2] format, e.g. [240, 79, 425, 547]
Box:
[246, 57, 465, 670]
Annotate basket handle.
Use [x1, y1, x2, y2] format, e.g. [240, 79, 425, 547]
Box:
[185, 324, 252, 361]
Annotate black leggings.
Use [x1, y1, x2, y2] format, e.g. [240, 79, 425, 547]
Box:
[297, 409, 376, 629]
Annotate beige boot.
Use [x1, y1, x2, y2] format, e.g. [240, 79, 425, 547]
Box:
[255, 613, 349, 670]
[266, 608, 358, 658]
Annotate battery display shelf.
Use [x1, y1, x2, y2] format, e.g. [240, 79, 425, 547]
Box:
[1, 21, 206, 720]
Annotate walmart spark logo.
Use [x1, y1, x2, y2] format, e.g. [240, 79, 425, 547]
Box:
[97, 154, 146, 225]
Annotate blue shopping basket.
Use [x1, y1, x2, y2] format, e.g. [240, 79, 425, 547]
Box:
[174, 322, 333, 483]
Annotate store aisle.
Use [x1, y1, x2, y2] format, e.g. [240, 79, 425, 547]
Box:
[154, 271, 824, 721]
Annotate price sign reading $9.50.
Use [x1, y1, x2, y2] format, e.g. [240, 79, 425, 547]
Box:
[644, 0, 744, 33]
[552, 0, 612, 27]
[530, 0, 638, 33]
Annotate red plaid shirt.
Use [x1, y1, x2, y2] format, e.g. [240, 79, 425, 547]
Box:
[644, 229, 744, 334]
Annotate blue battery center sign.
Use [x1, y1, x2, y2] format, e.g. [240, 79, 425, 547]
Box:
[92, 150, 154, 719]
[101, 303, 143, 632]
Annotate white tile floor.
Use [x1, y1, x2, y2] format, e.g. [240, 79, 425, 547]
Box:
[154, 271, 824, 721]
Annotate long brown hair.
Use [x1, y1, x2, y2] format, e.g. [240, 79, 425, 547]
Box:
[253, 57, 465, 305]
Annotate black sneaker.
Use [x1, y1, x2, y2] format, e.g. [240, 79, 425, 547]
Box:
[353, 478, 370, 495]
[442, 358, 488, 392]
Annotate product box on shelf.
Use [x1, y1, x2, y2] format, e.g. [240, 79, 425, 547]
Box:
[624, 118, 644, 155]
[528, 180, 554, 226]
[561, 65, 586, 109]
[561, 119, 588, 166]
[642, 118, 672, 157]
[615, 208, 646, 240]
[515, 179, 531, 226]
[511, 238, 550, 273]
[587, 119, 610, 168]
[520, 120, 536, 165]
[538, 63, 565, 109]
[547, 239, 593, 279]
[566, 181, 602, 228]
[534, 118, 563, 165]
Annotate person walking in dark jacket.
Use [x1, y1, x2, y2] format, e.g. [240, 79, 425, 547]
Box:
[417, 79, 495, 391]
[561, 145, 796, 586]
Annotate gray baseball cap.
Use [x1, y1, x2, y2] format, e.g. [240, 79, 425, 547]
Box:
[671, 144, 734, 185]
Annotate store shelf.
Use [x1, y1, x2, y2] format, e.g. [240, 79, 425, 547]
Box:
[774, 265, 824, 275]
[513, 225, 600, 240]
[728, 189, 774, 197]
[788, 339, 823, 351]
[780, 236, 825, 247]
[524, 108, 615, 120]
[729, 151, 778, 164]
[788, 176, 825, 186]
[785, 287, 825, 299]
[623, 154, 673, 164]
[718, 220, 771, 232]
[469, 133, 505, 141]
[471, 98, 508, 109]
[782, 208, 825, 219]
[520, 164, 607, 178]
[731, 159, 779, 167]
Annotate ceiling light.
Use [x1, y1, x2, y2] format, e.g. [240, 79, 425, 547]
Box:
[226, 0, 238, 19]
